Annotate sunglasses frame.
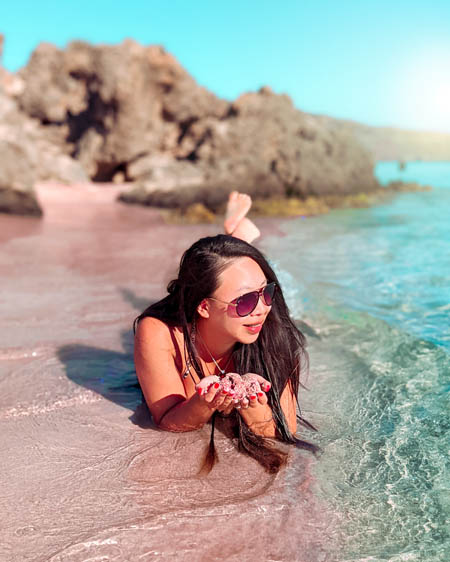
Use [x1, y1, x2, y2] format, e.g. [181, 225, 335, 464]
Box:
[208, 282, 277, 317]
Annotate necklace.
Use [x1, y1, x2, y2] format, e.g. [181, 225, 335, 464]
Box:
[195, 329, 233, 377]
[182, 319, 233, 380]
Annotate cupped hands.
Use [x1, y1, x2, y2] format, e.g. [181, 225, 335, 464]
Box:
[195, 373, 271, 414]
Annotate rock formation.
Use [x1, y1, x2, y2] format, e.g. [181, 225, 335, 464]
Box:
[11, 39, 378, 212]
[121, 86, 379, 210]
[2, 37, 381, 215]
[0, 38, 88, 215]
[0, 70, 41, 215]
[0, 138, 41, 216]
[17, 40, 228, 183]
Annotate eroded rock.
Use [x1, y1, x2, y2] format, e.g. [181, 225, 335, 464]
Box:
[0, 53, 88, 216]
[8, 38, 380, 213]
[0, 139, 42, 216]
[18, 40, 228, 182]
[123, 87, 378, 209]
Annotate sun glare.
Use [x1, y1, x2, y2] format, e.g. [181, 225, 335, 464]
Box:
[396, 51, 450, 132]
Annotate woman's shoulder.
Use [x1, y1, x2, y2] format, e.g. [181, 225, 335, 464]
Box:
[135, 316, 183, 344]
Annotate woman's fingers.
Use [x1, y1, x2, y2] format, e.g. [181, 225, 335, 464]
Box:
[256, 377, 271, 393]
[196, 375, 220, 396]
[245, 373, 271, 393]
[236, 390, 267, 410]
[256, 375, 272, 392]
[257, 391, 268, 405]
[195, 378, 239, 412]
[195, 374, 269, 412]
[240, 397, 250, 410]
[220, 402, 235, 415]
[204, 382, 221, 403]
[216, 392, 235, 412]
[212, 390, 228, 407]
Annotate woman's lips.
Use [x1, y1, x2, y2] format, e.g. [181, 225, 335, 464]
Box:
[244, 322, 262, 334]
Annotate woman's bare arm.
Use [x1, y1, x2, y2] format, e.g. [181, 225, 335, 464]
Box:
[239, 380, 297, 438]
[134, 317, 217, 431]
[135, 317, 297, 435]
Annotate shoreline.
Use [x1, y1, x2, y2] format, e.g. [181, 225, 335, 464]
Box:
[0, 176, 432, 225]
[164, 181, 432, 223]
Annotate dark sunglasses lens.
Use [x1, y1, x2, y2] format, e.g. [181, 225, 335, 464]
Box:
[262, 283, 276, 305]
[236, 292, 258, 316]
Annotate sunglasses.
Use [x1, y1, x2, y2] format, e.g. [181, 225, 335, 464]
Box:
[208, 282, 277, 317]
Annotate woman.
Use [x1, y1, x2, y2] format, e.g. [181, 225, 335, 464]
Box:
[134, 192, 317, 473]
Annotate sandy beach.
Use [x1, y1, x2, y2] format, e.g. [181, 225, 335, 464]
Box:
[0, 183, 337, 562]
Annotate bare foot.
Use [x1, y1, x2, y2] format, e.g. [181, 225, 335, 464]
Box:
[229, 217, 260, 244]
[224, 191, 252, 234]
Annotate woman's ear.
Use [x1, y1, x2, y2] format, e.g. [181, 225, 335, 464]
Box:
[196, 299, 210, 319]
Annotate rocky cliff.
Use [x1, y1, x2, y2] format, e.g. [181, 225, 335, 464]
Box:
[2, 38, 380, 215]
[0, 36, 89, 215]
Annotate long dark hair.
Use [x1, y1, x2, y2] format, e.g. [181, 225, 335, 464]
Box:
[134, 234, 318, 473]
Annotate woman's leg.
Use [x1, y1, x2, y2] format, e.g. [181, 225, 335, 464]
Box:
[224, 191, 260, 244]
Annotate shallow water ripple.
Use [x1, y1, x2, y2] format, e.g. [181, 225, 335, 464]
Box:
[264, 176, 450, 561]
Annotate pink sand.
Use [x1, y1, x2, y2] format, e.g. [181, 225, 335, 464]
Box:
[0, 182, 336, 561]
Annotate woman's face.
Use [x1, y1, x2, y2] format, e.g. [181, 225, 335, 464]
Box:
[202, 257, 272, 347]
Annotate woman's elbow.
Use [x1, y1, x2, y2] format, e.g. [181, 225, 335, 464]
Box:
[156, 416, 205, 433]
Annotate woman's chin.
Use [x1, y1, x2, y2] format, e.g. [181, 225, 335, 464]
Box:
[237, 330, 261, 344]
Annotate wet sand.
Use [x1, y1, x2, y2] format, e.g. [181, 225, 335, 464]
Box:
[0, 183, 337, 561]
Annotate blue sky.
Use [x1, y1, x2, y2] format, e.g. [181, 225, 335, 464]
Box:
[2, 0, 450, 132]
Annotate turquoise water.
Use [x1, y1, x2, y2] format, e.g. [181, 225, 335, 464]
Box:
[264, 162, 450, 561]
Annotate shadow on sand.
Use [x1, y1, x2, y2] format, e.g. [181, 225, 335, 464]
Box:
[56, 289, 156, 429]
